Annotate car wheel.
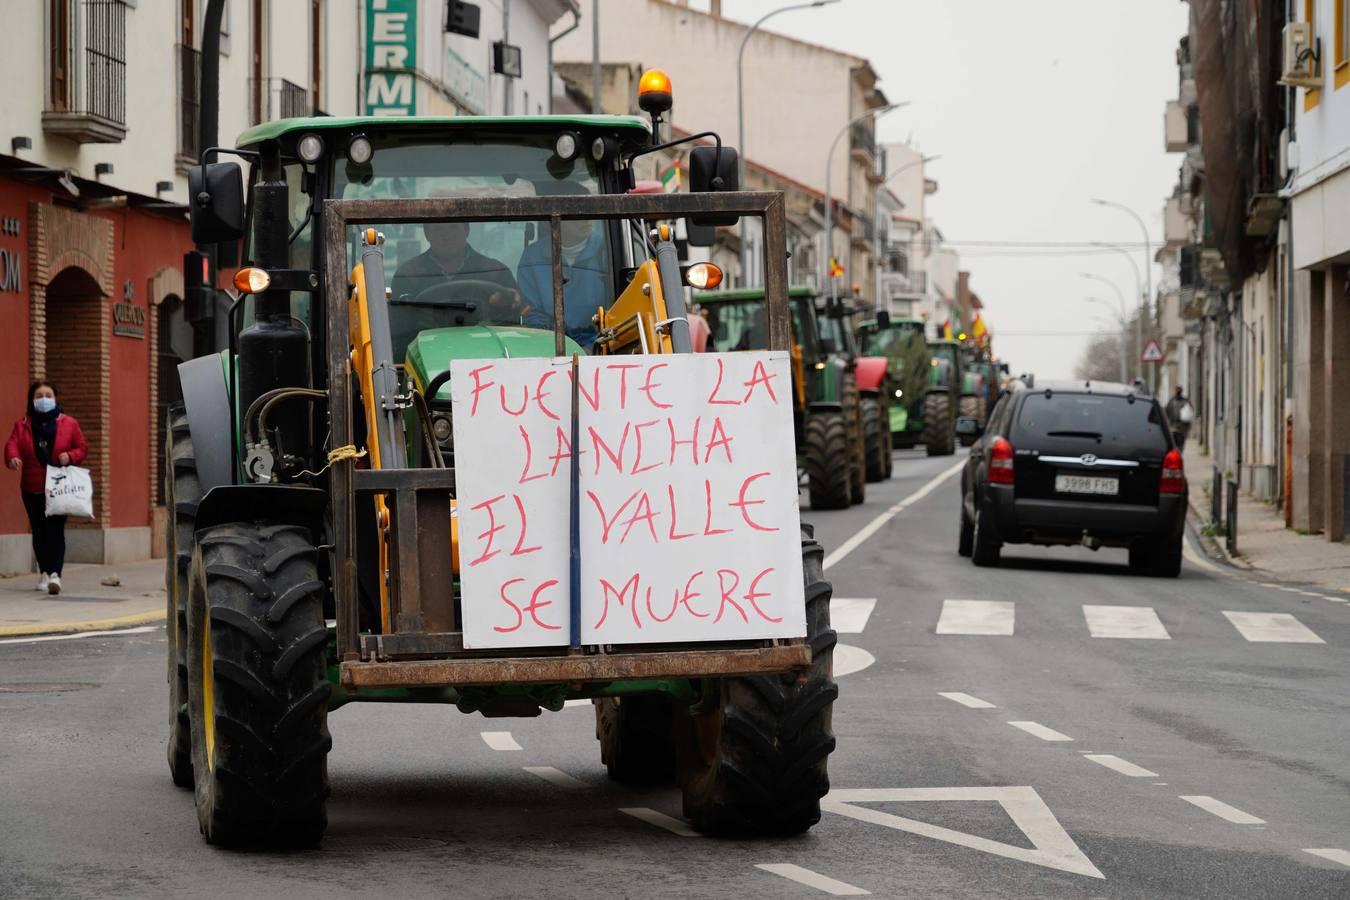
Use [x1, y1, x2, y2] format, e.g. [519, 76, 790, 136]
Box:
[1127, 542, 1151, 573]
[971, 504, 1001, 567]
[958, 498, 974, 558]
[1150, 536, 1183, 578]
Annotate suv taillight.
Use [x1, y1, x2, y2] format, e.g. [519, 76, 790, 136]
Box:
[1160, 448, 1185, 494]
[989, 437, 1015, 485]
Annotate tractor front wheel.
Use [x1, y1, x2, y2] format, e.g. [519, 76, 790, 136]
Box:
[675, 526, 837, 836]
[805, 413, 852, 510]
[595, 695, 677, 784]
[165, 403, 199, 789]
[187, 522, 331, 847]
[862, 398, 890, 483]
[923, 391, 955, 456]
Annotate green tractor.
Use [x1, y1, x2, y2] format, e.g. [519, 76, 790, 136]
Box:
[859, 315, 930, 450]
[922, 337, 986, 455]
[953, 343, 995, 446]
[696, 286, 868, 509]
[167, 104, 838, 846]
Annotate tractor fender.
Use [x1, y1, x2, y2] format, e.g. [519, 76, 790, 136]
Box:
[195, 484, 329, 535]
[853, 356, 889, 395]
[178, 352, 235, 492]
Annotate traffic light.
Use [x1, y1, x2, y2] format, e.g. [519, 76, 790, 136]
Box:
[445, 1, 481, 38]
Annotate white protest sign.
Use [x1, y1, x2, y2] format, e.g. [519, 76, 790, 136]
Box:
[449, 352, 806, 649]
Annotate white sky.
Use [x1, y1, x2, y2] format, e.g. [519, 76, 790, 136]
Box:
[711, 0, 1190, 379]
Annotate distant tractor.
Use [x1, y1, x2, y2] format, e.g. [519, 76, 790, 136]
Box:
[820, 300, 893, 485]
[697, 285, 869, 508]
[860, 315, 931, 450]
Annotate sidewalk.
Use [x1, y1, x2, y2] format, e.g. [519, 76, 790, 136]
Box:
[1183, 443, 1350, 593]
[0, 558, 165, 637]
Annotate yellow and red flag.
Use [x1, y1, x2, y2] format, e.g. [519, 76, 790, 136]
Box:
[972, 314, 988, 342]
[829, 257, 844, 279]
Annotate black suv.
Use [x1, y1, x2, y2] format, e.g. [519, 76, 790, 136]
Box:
[958, 378, 1187, 576]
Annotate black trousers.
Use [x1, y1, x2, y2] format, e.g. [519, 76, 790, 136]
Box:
[21, 491, 66, 576]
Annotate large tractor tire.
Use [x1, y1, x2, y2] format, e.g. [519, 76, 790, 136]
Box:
[923, 391, 955, 457]
[957, 395, 981, 447]
[595, 695, 677, 784]
[842, 378, 866, 504]
[165, 404, 199, 789]
[676, 526, 837, 836]
[862, 398, 890, 483]
[187, 522, 331, 847]
[805, 413, 852, 510]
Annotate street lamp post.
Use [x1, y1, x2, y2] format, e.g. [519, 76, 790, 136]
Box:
[873, 153, 939, 313]
[823, 102, 907, 304]
[737, 0, 840, 284]
[1085, 295, 1128, 382]
[1090, 241, 1144, 378]
[1081, 273, 1130, 382]
[1090, 199, 1153, 386]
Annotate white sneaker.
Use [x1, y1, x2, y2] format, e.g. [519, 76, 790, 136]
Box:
[35, 573, 49, 592]
[47, 574, 60, 595]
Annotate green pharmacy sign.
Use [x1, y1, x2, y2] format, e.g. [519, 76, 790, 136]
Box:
[365, 0, 418, 116]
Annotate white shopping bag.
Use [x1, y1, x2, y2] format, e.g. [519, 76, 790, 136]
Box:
[45, 465, 94, 519]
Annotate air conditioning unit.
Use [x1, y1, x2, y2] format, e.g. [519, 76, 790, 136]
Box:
[1279, 22, 1321, 88]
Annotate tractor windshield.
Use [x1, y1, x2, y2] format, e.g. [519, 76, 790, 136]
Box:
[334, 135, 614, 355]
[702, 296, 815, 355]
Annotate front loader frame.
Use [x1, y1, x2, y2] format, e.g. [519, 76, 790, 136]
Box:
[320, 191, 804, 690]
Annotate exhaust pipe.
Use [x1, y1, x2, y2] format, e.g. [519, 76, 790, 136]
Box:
[1080, 533, 1102, 551]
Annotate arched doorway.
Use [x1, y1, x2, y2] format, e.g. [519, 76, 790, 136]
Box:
[43, 266, 110, 527]
[154, 294, 191, 506]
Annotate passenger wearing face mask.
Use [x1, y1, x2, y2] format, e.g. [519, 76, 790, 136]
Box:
[4, 381, 88, 595]
[517, 182, 613, 348]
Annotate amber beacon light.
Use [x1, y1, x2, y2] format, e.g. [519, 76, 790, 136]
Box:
[638, 68, 673, 116]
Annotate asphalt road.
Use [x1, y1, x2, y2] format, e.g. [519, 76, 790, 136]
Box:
[1, 449, 1347, 899]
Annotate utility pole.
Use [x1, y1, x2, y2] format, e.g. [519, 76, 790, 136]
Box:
[591, 0, 601, 114]
[503, 0, 512, 115]
[194, 0, 227, 358]
[823, 103, 905, 305]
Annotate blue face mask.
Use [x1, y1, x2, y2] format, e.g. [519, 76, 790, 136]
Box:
[33, 397, 56, 414]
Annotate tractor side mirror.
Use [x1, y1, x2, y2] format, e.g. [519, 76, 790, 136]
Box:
[688, 146, 739, 227]
[686, 220, 717, 247]
[876, 309, 891, 329]
[188, 162, 245, 245]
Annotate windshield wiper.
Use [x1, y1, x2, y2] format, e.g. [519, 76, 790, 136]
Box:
[1046, 430, 1102, 439]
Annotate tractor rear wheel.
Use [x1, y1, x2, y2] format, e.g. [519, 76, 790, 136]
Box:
[843, 378, 866, 504]
[165, 403, 199, 789]
[595, 695, 677, 784]
[862, 398, 890, 483]
[675, 526, 837, 836]
[805, 413, 852, 510]
[957, 395, 981, 447]
[187, 522, 331, 847]
[923, 391, 955, 456]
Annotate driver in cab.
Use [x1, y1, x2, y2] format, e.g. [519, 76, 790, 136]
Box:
[390, 220, 522, 313]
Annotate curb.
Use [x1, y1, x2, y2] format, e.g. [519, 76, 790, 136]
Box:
[1184, 505, 1250, 570]
[0, 608, 164, 639]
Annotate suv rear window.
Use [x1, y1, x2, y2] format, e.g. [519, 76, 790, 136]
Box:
[1013, 393, 1170, 457]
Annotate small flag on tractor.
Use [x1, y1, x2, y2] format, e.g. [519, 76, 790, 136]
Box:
[941, 320, 954, 340]
[972, 314, 988, 343]
[659, 160, 681, 193]
[829, 257, 844, 279]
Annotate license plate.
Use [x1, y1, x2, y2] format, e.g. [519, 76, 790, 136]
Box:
[1055, 473, 1118, 496]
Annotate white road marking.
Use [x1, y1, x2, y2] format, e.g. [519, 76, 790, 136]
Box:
[620, 807, 701, 837]
[834, 644, 876, 678]
[822, 459, 965, 571]
[0, 625, 158, 646]
[832, 597, 877, 634]
[824, 786, 1103, 879]
[1083, 754, 1158, 777]
[936, 599, 1014, 636]
[1082, 605, 1171, 640]
[1303, 849, 1350, 867]
[480, 731, 522, 752]
[938, 692, 995, 709]
[1222, 611, 1324, 644]
[755, 864, 870, 896]
[562, 699, 591, 708]
[523, 766, 586, 789]
[1007, 721, 1074, 742]
[1179, 795, 1265, 824]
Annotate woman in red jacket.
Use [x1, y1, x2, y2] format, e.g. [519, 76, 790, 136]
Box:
[4, 381, 88, 594]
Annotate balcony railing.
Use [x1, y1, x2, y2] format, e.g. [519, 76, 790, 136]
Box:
[850, 121, 877, 159]
[177, 44, 201, 160]
[249, 78, 312, 124]
[43, 0, 128, 143]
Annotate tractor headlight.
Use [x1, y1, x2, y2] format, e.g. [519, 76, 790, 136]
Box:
[432, 414, 453, 445]
[348, 134, 374, 165]
[894, 389, 903, 399]
[297, 133, 325, 163]
[554, 131, 580, 161]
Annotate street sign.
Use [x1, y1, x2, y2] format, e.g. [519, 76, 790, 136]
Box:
[1141, 338, 1165, 363]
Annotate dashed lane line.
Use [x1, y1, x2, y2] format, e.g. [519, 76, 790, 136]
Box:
[831, 597, 877, 634]
[1007, 721, 1073, 742]
[1222, 611, 1325, 644]
[1303, 849, 1350, 868]
[523, 766, 586, 789]
[822, 459, 965, 571]
[620, 807, 701, 837]
[480, 731, 523, 752]
[936, 600, 1015, 636]
[1083, 754, 1159, 778]
[755, 864, 870, 896]
[938, 692, 996, 709]
[1179, 795, 1266, 825]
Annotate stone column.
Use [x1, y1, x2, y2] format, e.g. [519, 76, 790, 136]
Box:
[1323, 265, 1349, 541]
[1292, 269, 1325, 533]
